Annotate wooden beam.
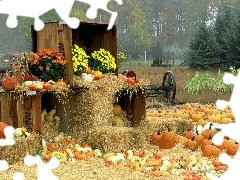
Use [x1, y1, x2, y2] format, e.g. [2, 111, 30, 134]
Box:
[9, 96, 18, 128]
[32, 92, 42, 134]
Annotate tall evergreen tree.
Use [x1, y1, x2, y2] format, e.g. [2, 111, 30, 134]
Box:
[225, 10, 240, 69]
[187, 22, 219, 70]
[213, 3, 233, 69]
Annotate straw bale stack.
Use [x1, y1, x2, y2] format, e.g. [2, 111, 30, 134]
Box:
[0, 133, 41, 165]
[72, 74, 149, 132]
[80, 126, 146, 153]
[139, 117, 194, 142]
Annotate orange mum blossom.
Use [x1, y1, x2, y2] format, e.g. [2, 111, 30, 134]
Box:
[46, 66, 50, 71]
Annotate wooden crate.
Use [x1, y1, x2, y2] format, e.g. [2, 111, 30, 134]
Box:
[117, 88, 146, 127]
[0, 91, 75, 135]
[31, 21, 118, 86]
[0, 92, 42, 133]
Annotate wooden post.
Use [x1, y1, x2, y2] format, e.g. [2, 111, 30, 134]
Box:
[131, 89, 146, 127]
[56, 91, 75, 135]
[119, 88, 146, 127]
[9, 96, 18, 128]
[32, 92, 42, 134]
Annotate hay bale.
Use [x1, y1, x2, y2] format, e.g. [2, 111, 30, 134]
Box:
[72, 74, 149, 132]
[139, 117, 194, 142]
[80, 127, 146, 153]
[73, 89, 114, 131]
[0, 133, 41, 165]
[42, 120, 60, 141]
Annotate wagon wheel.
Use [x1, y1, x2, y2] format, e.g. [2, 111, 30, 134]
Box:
[162, 71, 176, 101]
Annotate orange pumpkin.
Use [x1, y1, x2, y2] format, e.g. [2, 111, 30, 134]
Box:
[113, 104, 121, 116]
[219, 137, 236, 150]
[74, 152, 87, 160]
[181, 103, 192, 110]
[191, 113, 203, 122]
[93, 71, 103, 80]
[226, 142, 239, 156]
[47, 143, 58, 152]
[0, 122, 9, 138]
[86, 151, 95, 157]
[184, 137, 198, 150]
[158, 126, 176, 149]
[201, 137, 213, 151]
[195, 133, 205, 146]
[201, 124, 215, 139]
[150, 130, 162, 145]
[183, 129, 196, 139]
[202, 144, 220, 158]
[153, 151, 164, 160]
[2, 74, 18, 91]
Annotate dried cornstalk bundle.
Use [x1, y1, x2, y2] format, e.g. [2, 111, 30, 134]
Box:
[139, 117, 194, 142]
[0, 133, 41, 165]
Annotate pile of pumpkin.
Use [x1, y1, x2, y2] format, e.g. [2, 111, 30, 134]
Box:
[102, 149, 227, 179]
[1, 70, 68, 92]
[35, 132, 102, 163]
[146, 103, 234, 126]
[150, 125, 239, 158]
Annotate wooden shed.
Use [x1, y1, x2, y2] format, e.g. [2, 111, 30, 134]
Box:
[31, 21, 118, 86]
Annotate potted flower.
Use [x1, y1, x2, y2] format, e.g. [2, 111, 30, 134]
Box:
[72, 44, 89, 76]
[28, 49, 67, 81]
[88, 48, 116, 74]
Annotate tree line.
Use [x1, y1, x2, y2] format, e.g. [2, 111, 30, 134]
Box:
[187, 0, 240, 70]
[0, 0, 238, 67]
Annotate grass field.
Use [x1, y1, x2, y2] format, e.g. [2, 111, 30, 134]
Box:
[119, 65, 231, 104]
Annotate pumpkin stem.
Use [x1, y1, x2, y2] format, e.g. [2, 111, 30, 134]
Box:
[225, 136, 230, 140]
[191, 136, 195, 141]
[195, 127, 199, 135]
[209, 123, 214, 129]
[157, 130, 161, 135]
[208, 135, 212, 140]
[215, 128, 221, 132]
[166, 125, 171, 132]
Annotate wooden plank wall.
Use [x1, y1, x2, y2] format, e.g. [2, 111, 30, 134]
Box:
[73, 24, 118, 74]
[118, 89, 146, 127]
[32, 23, 73, 86]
